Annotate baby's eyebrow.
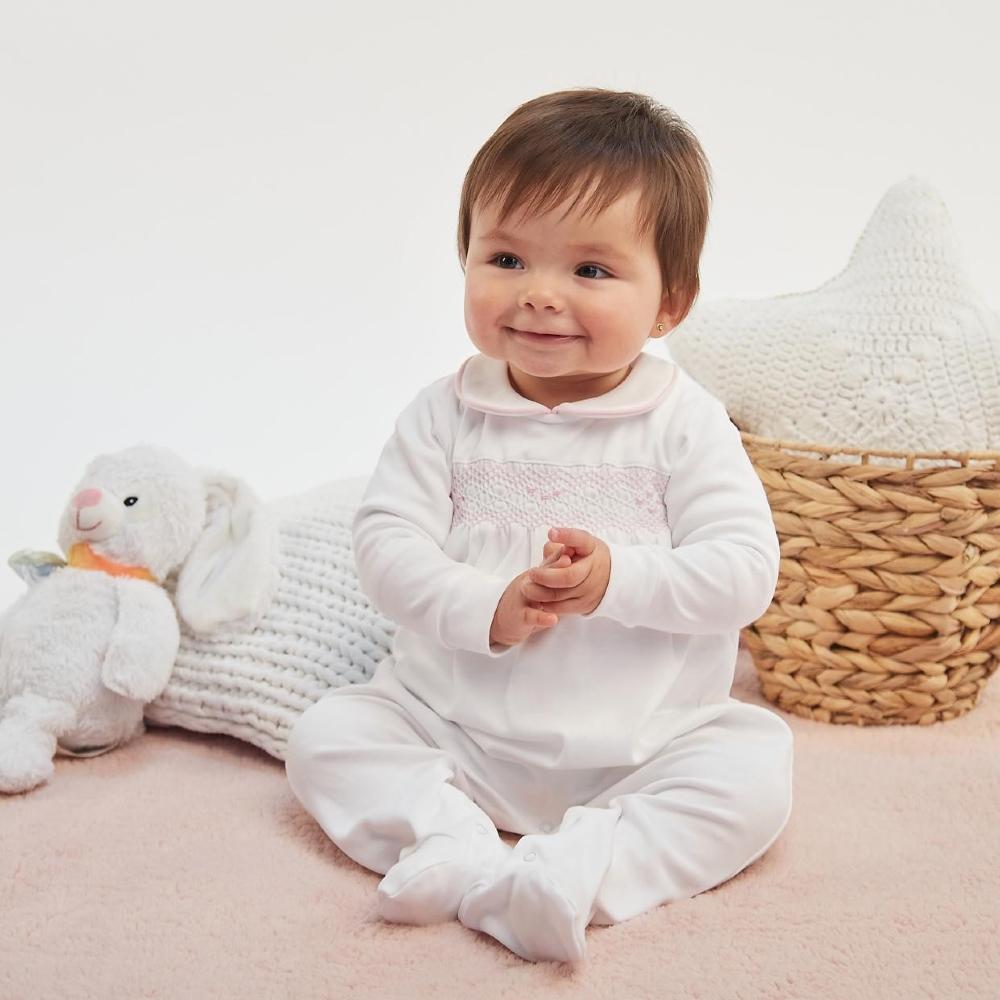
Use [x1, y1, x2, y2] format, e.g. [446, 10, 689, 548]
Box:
[481, 228, 631, 261]
[569, 242, 631, 261]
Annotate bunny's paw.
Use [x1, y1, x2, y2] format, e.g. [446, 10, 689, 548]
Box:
[0, 721, 57, 794]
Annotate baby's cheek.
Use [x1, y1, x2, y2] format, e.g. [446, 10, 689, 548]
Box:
[465, 274, 501, 314]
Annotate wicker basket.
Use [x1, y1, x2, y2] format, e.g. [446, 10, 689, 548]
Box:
[739, 430, 1000, 726]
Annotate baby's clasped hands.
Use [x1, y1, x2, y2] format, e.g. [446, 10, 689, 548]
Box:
[489, 542, 567, 649]
[488, 527, 611, 650]
[521, 527, 612, 618]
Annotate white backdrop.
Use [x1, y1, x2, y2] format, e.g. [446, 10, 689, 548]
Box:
[1, 0, 997, 608]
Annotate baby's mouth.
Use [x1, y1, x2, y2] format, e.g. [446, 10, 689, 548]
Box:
[507, 327, 580, 344]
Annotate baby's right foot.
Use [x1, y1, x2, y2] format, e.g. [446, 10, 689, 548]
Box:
[377, 826, 511, 926]
[457, 856, 588, 964]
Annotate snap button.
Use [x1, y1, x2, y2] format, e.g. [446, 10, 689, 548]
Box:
[475, 823, 487, 834]
[524, 851, 537, 862]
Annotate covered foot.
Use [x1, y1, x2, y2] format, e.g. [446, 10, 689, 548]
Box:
[377, 826, 512, 926]
[457, 852, 588, 964]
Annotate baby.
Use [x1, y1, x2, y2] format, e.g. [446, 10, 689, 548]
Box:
[285, 87, 793, 964]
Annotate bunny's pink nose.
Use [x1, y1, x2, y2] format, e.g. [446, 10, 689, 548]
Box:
[72, 488, 102, 510]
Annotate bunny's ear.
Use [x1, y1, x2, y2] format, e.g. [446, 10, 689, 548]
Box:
[173, 471, 280, 634]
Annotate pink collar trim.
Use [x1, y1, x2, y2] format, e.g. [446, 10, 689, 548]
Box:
[455, 350, 679, 418]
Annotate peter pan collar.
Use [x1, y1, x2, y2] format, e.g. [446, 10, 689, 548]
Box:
[455, 350, 679, 418]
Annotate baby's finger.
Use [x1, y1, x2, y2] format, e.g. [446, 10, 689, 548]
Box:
[527, 605, 558, 627]
[545, 543, 578, 562]
[522, 578, 560, 601]
[541, 542, 566, 566]
[524, 577, 581, 603]
[530, 557, 589, 589]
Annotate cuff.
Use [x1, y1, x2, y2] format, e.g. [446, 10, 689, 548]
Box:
[580, 541, 636, 626]
[447, 572, 522, 658]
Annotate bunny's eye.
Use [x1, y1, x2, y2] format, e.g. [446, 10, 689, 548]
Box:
[123, 496, 139, 507]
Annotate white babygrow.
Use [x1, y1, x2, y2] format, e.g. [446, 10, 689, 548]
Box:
[286, 350, 795, 963]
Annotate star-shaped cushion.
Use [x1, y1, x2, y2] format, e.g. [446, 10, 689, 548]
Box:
[665, 176, 1000, 454]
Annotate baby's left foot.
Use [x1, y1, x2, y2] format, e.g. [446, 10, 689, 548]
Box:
[457, 847, 588, 964]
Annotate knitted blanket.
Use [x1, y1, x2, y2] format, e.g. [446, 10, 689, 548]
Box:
[145, 476, 396, 759]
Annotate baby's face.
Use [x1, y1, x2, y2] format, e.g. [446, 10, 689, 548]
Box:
[464, 183, 677, 405]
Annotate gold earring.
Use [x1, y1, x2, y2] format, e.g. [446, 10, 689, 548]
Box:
[656, 323, 664, 332]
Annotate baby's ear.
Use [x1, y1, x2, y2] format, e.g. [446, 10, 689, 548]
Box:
[660, 283, 694, 330]
[173, 471, 280, 634]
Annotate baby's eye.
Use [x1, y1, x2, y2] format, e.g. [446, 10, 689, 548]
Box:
[577, 264, 612, 280]
[491, 253, 522, 269]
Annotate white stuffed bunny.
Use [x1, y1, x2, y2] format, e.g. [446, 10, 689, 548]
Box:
[0, 444, 280, 794]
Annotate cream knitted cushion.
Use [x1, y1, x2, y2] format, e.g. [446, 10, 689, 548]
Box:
[144, 476, 396, 760]
[665, 176, 1000, 455]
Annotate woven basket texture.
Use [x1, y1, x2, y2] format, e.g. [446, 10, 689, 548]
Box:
[740, 431, 1000, 725]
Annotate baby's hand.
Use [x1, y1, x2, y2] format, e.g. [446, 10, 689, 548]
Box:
[520, 528, 612, 618]
[488, 544, 572, 651]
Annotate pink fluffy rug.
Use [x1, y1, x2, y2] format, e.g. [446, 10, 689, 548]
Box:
[3, 648, 998, 999]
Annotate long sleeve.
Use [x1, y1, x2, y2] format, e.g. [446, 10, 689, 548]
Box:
[352, 382, 518, 659]
[583, 394, 780, 634]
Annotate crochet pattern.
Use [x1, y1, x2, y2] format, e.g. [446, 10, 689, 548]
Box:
[145, 477, 396, 760]
[665, 176, 1000, 456]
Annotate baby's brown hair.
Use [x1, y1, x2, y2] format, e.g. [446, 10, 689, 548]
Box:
[457, 87, 713, 326]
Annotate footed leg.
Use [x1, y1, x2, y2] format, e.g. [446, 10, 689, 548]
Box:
[0, 693, 77, 794]
[286, 687, 510, 926]
[460, 704, 793, 962]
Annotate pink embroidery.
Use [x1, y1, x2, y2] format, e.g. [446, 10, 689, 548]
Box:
[451, 460, 670, 532]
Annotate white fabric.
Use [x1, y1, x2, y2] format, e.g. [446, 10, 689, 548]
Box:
[350, 349, 782, 771]
[665, 176, 1000, 456]
[285, 655, 794, 961]
[144, 477, 397, 759]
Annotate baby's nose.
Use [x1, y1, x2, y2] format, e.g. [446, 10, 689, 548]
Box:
[72, 488, 102, 510]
